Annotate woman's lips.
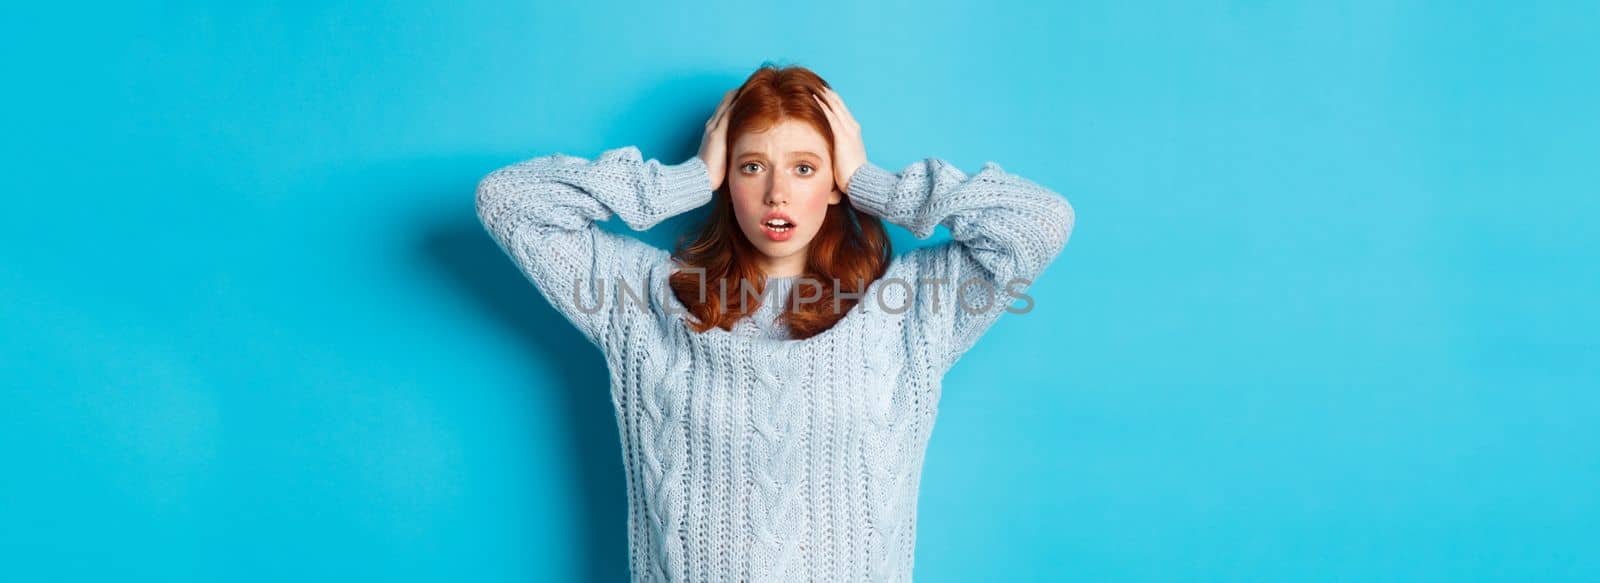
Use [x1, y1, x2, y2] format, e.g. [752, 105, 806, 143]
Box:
[760, 211, 796, 242]
[761, 221, 795, 242]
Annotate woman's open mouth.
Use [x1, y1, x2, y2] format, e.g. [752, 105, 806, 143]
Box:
[761, 215, 795, 242]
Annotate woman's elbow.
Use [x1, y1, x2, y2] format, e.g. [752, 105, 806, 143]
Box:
[475, 171, 509, 231]
[1048, 194, 1075, 252]
[1026, 189, 1074, 259]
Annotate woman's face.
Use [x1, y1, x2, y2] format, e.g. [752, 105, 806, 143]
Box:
[728, 119, 842, 277]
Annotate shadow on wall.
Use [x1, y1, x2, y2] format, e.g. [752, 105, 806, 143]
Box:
[418, 74, 730, 582]
[597, 70, 746, 250]
[426, 221, 627, 582]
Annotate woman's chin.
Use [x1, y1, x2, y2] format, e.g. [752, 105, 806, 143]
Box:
[746, 238, 808, 263]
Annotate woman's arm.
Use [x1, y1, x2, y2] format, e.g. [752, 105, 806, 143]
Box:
[477, 92, 736, 350]
[475, 146, 711, 349]
[847, 158, 1075, 369]
[812, 86, 1075, 370]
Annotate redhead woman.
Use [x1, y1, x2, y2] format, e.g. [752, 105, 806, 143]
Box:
[476, 64, 1075, 582]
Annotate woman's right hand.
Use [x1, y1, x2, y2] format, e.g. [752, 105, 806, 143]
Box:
[698, 88, 737, 191]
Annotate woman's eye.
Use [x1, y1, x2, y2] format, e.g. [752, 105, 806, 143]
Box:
[797, 164, 814, 175]
[741, 162, 762, 173]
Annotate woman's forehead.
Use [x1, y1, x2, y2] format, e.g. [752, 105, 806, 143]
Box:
[732, 119, 828, 157]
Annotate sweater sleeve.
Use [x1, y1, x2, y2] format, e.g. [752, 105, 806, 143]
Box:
[475, 145, 711, 349]
[845, 158, 1075, 370]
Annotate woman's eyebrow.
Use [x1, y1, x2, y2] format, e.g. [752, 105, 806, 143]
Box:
[735, 151, 823, 160]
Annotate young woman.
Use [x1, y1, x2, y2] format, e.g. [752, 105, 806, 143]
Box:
[476, 64, 1075, 582]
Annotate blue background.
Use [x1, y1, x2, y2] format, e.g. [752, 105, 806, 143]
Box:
[3, 1, 1596, 581]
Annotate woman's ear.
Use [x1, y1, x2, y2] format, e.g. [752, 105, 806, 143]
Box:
[828, 188, 843, 205]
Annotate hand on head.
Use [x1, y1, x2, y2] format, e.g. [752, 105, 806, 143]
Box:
[698, 89, 738, 191]
[812, 87, 867, 194]
[699, 86, 866, 195]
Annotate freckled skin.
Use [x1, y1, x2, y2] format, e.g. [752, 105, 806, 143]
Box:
[727, 120, 843, 278]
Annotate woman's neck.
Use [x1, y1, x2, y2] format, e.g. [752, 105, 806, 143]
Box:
[758, 252, 807, 278]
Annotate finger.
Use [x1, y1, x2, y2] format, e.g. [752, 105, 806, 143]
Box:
[814, 94, 849, 139]
[710, 89, 737, 125]
[812, 93, 840, 129]
[822, 88, 856, 127]
[709, 109, 728, 134]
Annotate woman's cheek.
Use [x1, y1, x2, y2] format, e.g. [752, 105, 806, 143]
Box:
[801, 184, 827, 211]
[730, 190, 763, 226]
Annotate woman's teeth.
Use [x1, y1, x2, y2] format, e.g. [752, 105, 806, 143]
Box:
[763, 219, 794, 232]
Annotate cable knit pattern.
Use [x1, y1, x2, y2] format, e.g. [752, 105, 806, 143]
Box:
[475, 145, 1074, 582]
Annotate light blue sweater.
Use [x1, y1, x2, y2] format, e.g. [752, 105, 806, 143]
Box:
[476, 145, 1074, 582]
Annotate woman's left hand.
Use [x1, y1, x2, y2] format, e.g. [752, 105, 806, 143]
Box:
[813, 87, 866, 194]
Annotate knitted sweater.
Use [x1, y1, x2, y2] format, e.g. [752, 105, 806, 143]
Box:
[475, 145, 1075, 582]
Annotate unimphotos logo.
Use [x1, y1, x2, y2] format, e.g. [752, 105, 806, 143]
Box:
[572, 269, 1036, 317]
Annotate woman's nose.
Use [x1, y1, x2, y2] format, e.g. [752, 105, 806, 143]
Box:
[764, 181, 789, 206]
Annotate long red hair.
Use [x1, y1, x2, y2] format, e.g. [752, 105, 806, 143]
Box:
[669, 64, 892, 339]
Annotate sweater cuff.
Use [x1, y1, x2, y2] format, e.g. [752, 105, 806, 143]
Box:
[844, 161, 899, 218]
[654, 156, 713, 216]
